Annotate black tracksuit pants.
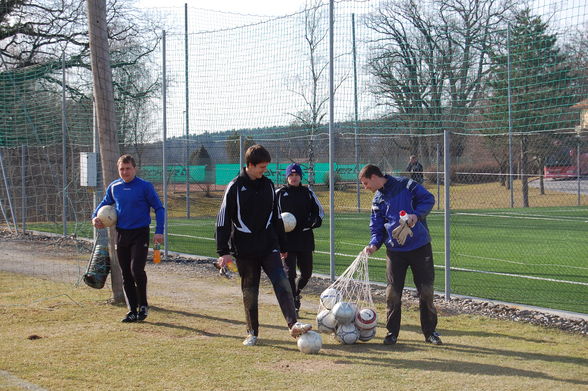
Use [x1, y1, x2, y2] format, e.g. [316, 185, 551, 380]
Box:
[283, 251, 313, 297]
[385, 243, 438, 339]
[116, 227, 150, 312]
[236, 252, 298, 336]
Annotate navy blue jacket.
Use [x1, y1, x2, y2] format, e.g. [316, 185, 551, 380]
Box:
[369, 175, 435, 252]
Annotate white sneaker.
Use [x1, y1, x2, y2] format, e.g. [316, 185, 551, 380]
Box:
[243, 334, 258, 346]
[289, 322, 312, 338]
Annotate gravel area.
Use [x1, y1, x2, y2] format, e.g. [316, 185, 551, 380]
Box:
[1, 229, 586, 336]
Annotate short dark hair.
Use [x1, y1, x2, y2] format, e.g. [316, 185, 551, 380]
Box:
[359, 164, 384, 179]
[117, 154, 136, 167]
[245, 144, 271, 166]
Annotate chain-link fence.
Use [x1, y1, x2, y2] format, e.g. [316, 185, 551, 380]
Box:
[0, 0, 586, 313]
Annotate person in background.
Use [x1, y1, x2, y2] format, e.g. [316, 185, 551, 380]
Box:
[92, 154, 165, 323]
[215, 145, 312, 346]
[406, 155, 424, 184]
[276, 163, 324, 315]
[359, 164, 441, 345]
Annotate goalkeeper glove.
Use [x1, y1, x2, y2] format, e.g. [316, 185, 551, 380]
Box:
[392, 219, 413, 246]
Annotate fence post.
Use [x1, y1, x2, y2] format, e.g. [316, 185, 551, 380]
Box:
[443, 129, 451, 301]
[163, 30, 169, 259]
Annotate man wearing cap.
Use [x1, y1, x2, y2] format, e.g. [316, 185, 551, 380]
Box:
[276, 163, 324, 314]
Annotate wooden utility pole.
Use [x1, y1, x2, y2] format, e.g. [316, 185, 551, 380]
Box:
[86, 0, 124, 303]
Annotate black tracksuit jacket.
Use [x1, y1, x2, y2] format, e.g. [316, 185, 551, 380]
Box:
[275, 184, 324, 252]
[216, 168, 286, 258]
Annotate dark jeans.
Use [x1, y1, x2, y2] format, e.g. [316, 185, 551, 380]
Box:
[236, 252, 297, 336]
[116, 227, 150, 311]
[385, 243, 437, 338]
[283, 251, 313, 298]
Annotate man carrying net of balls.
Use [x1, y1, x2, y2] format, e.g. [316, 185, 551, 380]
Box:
[359, 164, 442, 346]
[215, 145, 312, 346]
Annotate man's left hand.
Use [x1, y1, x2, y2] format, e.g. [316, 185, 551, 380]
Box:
[154, 234, 164, 244]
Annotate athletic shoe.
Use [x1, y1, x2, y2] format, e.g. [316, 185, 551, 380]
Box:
[121, 311, 138, 323]
[243, 333, 258, 346]
[383, 333, 397, 345]
[137, 306, 148, 321]
[289, 322, 312, 338]
[425, 332, 442, 345]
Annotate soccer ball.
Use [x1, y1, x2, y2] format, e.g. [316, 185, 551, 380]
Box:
[281, 212, 296, 232]
[97, 205, 117, 227]
[297, 330, 322, 354]
[355, 308, 377, 330]
[335, 323, 359, 345]
[332, 301, 356, 325]
[319, 288, 341, 310]
[316, 309, 337, 333]
[358, 327, 376, 342]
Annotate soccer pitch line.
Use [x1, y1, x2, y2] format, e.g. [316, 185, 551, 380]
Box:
[167, 233, 215, 241]
[456, 253, 588, 271]
[314, 250, 588, 286]
[453, 211, 587, 222]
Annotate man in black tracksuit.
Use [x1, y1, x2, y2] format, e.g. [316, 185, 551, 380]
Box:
[276, 163, 324, 314]
[215, 145, 311, 346]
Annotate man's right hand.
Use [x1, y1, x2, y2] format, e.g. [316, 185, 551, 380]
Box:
[364, 245, 377, 255]
[216, 254, 233, 268]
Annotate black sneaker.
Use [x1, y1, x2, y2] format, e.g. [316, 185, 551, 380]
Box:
[425, 332, 442, 345]
[121, 311, 138, 323]
[137, 306, 148, 321]
[383, 333, 397, 345]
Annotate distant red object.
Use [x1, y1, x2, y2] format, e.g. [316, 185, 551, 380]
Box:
[544, 149, 588, 179]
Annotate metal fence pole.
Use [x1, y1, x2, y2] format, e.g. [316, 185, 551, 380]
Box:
[61, 52, 68, 235]
[328, 0, 335, 281]
[163, 30, 169, 259]
[184, 3, 191, 219]
[21, 145, 26, 233]
[443, 129, 451, 301]
[507, 24, 514, 208]
[352, 13, 360, 213]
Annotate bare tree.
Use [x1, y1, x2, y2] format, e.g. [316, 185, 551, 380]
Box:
[288, 0, 348, 185]
[365, 0, 517, 165]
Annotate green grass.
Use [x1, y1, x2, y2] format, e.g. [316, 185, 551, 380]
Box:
[1, 270, 587, 391]
[26, 205, 588, 314]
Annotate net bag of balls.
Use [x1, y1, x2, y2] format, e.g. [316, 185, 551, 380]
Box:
[316, 251, 377, 344]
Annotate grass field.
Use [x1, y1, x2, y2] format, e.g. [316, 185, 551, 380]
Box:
[1, 266, 587, 391]
[25, 181, 588, 314]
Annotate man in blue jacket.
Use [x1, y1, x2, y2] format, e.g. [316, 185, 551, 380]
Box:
[92, 154, 165, 323]
[360, 164, 442, 345]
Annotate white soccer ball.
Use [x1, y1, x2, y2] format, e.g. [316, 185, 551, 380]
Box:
[297, 330, 322, 354]
[97, 205, 117, 227]
[355, 308, 377, 330]
[335, 323, 359, 345]
[332, 301, 356, 325]
[358, 327, 376, 342]
[319, 288, 341, 310]
[281, 212, 297, 233]
[316, 309, 337, 333]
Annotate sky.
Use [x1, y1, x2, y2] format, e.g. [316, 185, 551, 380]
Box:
[135, 0, 318, 16]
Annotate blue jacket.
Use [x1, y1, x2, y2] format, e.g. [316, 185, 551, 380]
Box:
[369, 175, 435, 252]
[93, 176, 165, 234]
